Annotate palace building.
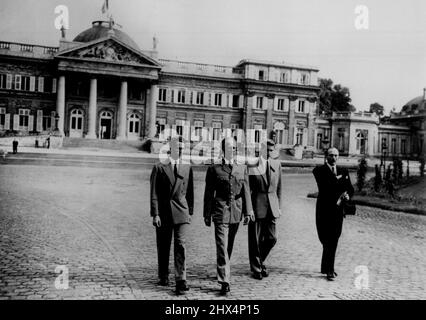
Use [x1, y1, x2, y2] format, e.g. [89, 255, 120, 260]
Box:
[0, 18, 423, 159]
[0, 20, 320, 150]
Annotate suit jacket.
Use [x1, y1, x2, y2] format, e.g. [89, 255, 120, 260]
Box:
[150, 160, 194, 225]
[312, 164, 354, 241]
[248, 158, 283, 219]
[203, 162, 253, 224]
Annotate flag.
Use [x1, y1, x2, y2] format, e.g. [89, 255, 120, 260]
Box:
[101, 0, 109, 14]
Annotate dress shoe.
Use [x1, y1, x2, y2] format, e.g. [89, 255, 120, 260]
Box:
[158, 278, 169, 286]
[261, 268, 269, 278]
[220, 283, 230, 296]
[326, 273, 335, 281]
[252, 272, 263, 280]
[176, 280, 190, 295]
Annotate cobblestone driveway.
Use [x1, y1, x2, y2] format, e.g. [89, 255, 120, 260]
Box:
[0, 164, 425, 300]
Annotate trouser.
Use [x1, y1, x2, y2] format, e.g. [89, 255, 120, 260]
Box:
[156, 222, 188, 281]
[214, 222, 240, 284]
[248, 216, 277, 273]
[321, 238, 339, 274]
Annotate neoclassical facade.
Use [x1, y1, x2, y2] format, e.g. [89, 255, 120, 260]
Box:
[314, 89, 425, 159]
[0, 20, 320, 148]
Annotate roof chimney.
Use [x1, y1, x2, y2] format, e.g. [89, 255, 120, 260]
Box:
[423, 87, 426, 101]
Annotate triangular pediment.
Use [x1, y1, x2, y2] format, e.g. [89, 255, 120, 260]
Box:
[56, 36, 160, 67]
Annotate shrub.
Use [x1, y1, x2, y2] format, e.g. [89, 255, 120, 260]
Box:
[420, 158, 425, 177]
[357, 157, 368, 192]
[374, 164, 382, 191]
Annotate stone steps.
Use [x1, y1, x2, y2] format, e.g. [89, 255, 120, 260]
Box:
[62, 137, 146, 152]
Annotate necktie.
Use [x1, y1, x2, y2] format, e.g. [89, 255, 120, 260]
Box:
[332, 166, 337, 176]
[174, 162, 178, 178]
[266, 160, 271, 184]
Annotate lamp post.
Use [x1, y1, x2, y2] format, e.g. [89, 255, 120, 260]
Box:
[381, 141, 387, 176]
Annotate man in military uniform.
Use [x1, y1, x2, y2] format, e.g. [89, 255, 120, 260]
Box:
[150, 136, 194, 295]
[203, 137, 254, 296]
[248, 139, 282, 280]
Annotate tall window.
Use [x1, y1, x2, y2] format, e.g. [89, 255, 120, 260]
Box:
[258, 70, 264, 81]
[232, 95, 239, 108]
[0, 74, 6, 89]
[280, 72, 289, 83]
[212, 122, 222, 141]
[177, 90, 185, 103]
[316, 133, 323, 150]
[338, 128, 346, 151]
[230, 123, 239, 135]
[214, 93, 222, 107]
[6, 74, 12, 89]
[193, 120, 204, 141]
[296, 128, 304, 145]
[381, 137, 387, 152]
[274, 122, 285, 145]
[391, 138, 397, 154]
[128, 114, 140, 135]
[196, 92, 204, 105]
[277, 99, 284, 111]
[14, 75, 21, 90]
[158, 88, 167, 102]
[70, 109, 83, 130]
[356, 129, 368, 154]
[19, 109, 30, 128]
[298, 100, 305, 113]
[0, 108, 5, 129]
[38, 76, 44, 92]
[300, 73, 309, 85]
[157, 118, 166, 138]
[175, 119, 185, 136]
[256, 97, 263, 109]
[401, 139, 406, 154]
[20, 76, 30, 91]
[42, 112, 52, 131]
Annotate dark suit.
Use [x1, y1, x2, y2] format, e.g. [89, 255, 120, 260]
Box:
[312, 164, 354, 274]
[150, 160, 194, 282]
[248, 158, 282, 274]
[203, 161, 253, 284]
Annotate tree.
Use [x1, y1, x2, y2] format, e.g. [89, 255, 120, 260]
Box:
[318, 78, 355, 115]
[369, 102, 384, 116]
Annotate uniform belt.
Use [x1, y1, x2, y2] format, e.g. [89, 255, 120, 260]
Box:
[215, 194, 242, 201]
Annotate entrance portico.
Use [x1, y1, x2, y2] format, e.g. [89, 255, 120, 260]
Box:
[54, 32, 161, 140]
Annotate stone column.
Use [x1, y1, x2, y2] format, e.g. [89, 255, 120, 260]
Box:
[265, 94, 275, 138]
[56, 75, 65, 135]
[86, 78, 97, 139]
[116, 80, 128, 140]
[288, 96, 298, 145]
[148, 84, 158, 138]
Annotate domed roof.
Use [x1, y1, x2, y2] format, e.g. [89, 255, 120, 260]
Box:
[401, 93, 426, 114]
[73, 21, 140, 51]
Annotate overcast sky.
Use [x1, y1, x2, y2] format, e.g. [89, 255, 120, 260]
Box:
[1, 0, 425, 113]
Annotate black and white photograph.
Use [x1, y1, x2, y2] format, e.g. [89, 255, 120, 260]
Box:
[0, 0, 425, 309]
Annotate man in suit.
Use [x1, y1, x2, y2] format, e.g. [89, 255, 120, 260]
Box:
[248, 139, 282, 280]
[150, 136, 194, 295]
[203, 137, 254, 295]
[312, 147, 354, 281]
